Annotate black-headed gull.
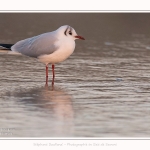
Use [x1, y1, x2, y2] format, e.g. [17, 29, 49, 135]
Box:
[0, 25, 85, 86]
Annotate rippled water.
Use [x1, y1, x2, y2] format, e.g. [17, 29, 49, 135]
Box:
[0, 13, 150, 137]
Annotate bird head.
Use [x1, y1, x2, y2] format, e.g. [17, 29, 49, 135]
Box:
[56, 25, 85, 40]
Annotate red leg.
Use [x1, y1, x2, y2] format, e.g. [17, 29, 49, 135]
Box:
[52, 64, 55, 86]
[45, 64, 48, 86]
[46, 65, 48, 77]
[52, 64, 55, 78]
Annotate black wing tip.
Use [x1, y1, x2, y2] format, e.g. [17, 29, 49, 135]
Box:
[0, 44, 14, 50]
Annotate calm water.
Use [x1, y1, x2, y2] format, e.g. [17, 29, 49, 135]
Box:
[0, 13, 150, 137]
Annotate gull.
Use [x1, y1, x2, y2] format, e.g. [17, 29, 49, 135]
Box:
[0, 25, 85, 86]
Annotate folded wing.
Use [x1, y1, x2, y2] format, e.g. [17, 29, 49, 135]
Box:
[11, 32, 58, 58]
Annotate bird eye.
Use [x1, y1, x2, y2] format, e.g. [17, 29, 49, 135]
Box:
[69, 31, 72, 35]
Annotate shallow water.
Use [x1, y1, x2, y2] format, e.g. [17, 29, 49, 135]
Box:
[0, 13, 150, 137]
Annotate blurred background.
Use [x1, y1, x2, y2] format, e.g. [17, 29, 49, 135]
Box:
[0, 13, 150, 137]
[1, 13, 150, 42]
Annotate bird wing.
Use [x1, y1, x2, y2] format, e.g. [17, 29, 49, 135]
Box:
[11, 32, 58, 58]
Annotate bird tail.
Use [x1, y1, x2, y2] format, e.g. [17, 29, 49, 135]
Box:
[0, 44, 13, 50]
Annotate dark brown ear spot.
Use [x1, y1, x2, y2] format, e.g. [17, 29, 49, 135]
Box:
[64, 26, 69, 36]
[64, 29, 67, 35]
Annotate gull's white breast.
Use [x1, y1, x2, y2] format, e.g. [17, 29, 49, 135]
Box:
[38, 38, 75, 65]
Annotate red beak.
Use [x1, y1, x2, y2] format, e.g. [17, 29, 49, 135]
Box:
[75, 35, 85, 40]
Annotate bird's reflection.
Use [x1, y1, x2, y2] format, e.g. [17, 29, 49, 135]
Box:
[12, 85, 74, 121]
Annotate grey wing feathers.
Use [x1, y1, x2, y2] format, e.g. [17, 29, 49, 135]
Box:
[11, 32, 58, 58]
